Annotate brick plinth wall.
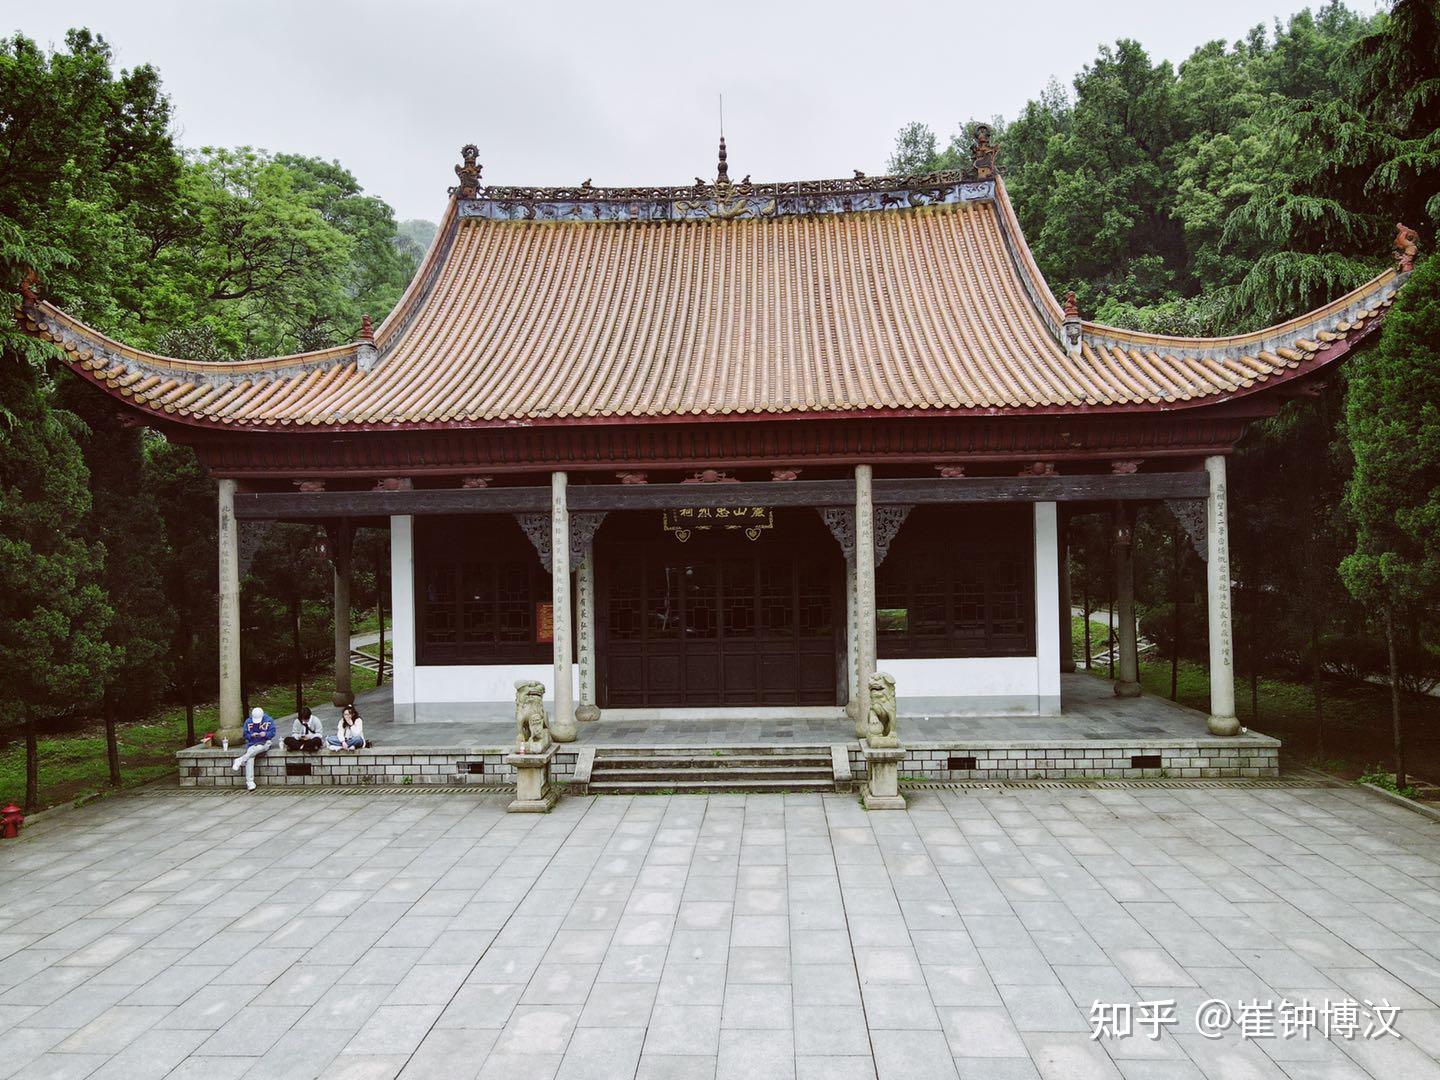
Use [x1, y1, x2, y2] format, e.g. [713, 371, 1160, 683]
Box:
[848, 740, 1280, 782]
[178, 747, 577, 788]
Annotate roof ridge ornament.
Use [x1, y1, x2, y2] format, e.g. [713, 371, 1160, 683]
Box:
[450, 144, 483, 199]
[1062, 291, 1083, 357]
[971, 124, 998, 180]
[356, 314, 378, 372]
[1395, 222, 1418, 273]
[717, 135, 729, 185]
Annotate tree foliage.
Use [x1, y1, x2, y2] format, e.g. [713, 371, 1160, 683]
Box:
[891, 2, 1439, 768]
[0, 29, 430, 802]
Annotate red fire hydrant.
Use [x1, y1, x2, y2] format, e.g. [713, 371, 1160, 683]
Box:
[1, 804, 23, 839]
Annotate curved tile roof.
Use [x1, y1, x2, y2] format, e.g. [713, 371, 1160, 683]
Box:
[18, 176, 1405, 431]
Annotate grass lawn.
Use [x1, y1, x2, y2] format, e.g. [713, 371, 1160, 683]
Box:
[0, 664, 387, 814]
[1071, 617, 1440, 781]
[350, 610, 393, 637]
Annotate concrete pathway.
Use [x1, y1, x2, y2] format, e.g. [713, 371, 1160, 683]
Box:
[3, 782, 1440, 1079]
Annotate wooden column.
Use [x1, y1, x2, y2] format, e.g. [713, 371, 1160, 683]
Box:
[854, 465, 877, 738]
[217, 479, 242, 742]
[1205, 456, 1239, 734]
[1113, 503, 1141, 698]
[550, 472, 576, 742]
[1059, 515, 1075, 674]
[331, 520, 355, 707]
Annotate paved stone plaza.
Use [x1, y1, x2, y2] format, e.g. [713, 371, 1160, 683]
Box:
[3, 783, 1440, 1079]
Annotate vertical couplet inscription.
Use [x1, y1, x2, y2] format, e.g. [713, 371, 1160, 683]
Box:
[1213, 478, 1231, 666]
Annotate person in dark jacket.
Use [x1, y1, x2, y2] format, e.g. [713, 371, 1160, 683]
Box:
[232, 707, 276, 790]
[284, 706, 324, 752]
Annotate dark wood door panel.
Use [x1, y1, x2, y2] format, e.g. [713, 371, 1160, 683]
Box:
[598, 511, 841, 708]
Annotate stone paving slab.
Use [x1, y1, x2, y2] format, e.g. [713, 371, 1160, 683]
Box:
[4, 783, 1440, 1078]
[280, 675, 1274, 748]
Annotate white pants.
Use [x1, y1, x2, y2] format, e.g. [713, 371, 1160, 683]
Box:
[234, 740, 272, 783]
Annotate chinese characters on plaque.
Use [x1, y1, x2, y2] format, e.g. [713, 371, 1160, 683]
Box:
[535, 602, 554, 643]
[661, 506, 774, 543]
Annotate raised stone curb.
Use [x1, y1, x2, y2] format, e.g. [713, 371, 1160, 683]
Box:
[1358, 781, 1440, 823]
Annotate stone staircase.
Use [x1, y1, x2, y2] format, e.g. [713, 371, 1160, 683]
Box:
[349, 648, 388, 677]
[583, 745, 846, 795]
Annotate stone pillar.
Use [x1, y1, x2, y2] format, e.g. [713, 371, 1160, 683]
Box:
[389, 516, 417, 722]
[217, 479, 243, 743]
[576, 556, 598, 721]
[550, 472, 576, 742]
[1205, 456, 1239, 735]
[1033, 503, 1062, 716]
[331, 520, 355, 707]
[1113, 503, 1141, 698]
[854, 465, 877, 738]
[1058, 515, 1075, 673]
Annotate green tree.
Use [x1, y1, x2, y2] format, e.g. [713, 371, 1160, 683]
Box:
[143, 147, 354, 357]
[0, 29, 182, 345]
[0, 359, 116, 809]
[58, 378, 175, 786]
[1341, 256, 1440, 788]
[274, 153, 413, 343]
[143, 437, 216, 745]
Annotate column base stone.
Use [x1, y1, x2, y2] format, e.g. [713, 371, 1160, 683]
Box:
[1207, 714, 1241, 737]
[861, 741, 906, 810]
[505, 744, 558, 812]
[1113, 681, 1142, 699]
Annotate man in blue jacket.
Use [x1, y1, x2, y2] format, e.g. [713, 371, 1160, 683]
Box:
[232, 707, 276, 790]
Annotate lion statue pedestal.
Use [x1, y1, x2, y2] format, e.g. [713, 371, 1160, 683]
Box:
[506, 680, 559, 813]
[861, 671, 905, 810]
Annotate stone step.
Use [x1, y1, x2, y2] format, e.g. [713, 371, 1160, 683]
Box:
[594, 744, 834, 757]
[594, 754, 831, 770]
[585, 746, 842, 794]
[590, 766, 834, 783]
[587, 777, 836, 794]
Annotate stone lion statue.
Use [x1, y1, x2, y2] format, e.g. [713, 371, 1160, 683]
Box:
[514, 680, 551, 754]
[866, 671, 899, 747]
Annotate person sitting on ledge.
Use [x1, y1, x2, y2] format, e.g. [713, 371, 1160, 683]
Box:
[232, 707, 276, 790]
[284, 705, 324, 752]
[327, 705, 365, 751]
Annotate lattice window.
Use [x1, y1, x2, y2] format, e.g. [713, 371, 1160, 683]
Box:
[416, 517, 553, 665]
[722, 559, 756, 638]
[876, 506, 1035, 659]
[797, 562, 833, 637]
[760, 561, 794, 638]
[608, 576, 643, 642]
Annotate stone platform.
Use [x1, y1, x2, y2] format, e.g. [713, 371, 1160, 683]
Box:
[177, 675, 1279, 789]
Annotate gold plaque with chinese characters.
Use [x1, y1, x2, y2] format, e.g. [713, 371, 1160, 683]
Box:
[661, 506, 774, 543]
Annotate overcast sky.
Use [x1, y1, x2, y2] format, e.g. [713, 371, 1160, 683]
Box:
[22, 0, 1373, 223]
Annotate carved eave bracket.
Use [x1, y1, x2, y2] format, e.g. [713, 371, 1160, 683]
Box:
[516, 510, 608, 572]
[818, 505, 913, 567]
[569, 512, 607, 565]
[516, 513, 552, 573]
